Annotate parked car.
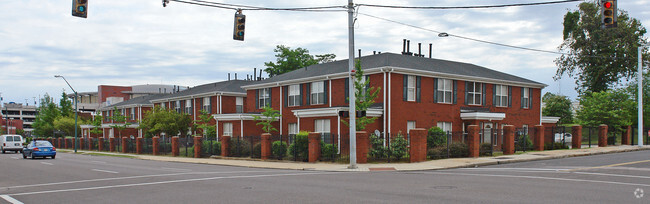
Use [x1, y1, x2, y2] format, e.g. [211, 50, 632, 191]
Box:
[554, 133, 572, 144]
[1, 134, 24, 153]
[23, 140, 56, 159]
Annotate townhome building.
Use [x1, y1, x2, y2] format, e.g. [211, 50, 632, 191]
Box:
[82, 94, 164, 138]
[214, 52, 545, 152]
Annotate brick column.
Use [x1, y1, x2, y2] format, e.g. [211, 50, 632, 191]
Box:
[171, 136, 179, 157]
[193, 136, 202, 158]
[468, 125, 480, 158]
[109, 138, 115, 152]
[64, 138, 69, 149]
[152, 136, 160, 155]
[572, 125, 583, 149]
[58, 138, 63, 148]
[622, 125, 631, 145]
[136, 137, 143, 154]
[533, 125, 545, 151]
[356, 131, 369, 164]
[503, 125, 515, 155]
[308, 132, 321, 163]
[598, 125, 608, 147]
[88, 138, 93, 150]
[98, 138, 104, 151]
[220, 136, 231, 157]
[261, 133, 271, 160]
[409, 129, 427, 163]
[80, 138, 85, 150]
[121, 137, 128, 153]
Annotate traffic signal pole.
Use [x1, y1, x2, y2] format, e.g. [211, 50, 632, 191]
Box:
[347, 0, 357, 169]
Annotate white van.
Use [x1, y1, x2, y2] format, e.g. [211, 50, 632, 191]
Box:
[1, 134, 24, 153]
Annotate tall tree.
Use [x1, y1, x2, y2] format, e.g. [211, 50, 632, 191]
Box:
[193, 110, 216, 138]
[59, 91, 74, 118]
[542, 92, 574, 124]
[253, 106, 281, 134]
[342, 60, 381, 131]
[139, 106, 192, 138]
[32, 93, 60, 137]
[263, 45, 336, 77]
[624, 72, 650, 126]
[53, 116, 78, 137]
[89, 112, 104, 136]
[555, 1, 648, 93]
[576, 90, 634, 132]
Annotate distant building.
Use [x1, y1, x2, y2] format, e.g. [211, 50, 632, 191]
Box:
[1, 102, 36, 133]
[66, 84, 187, 113]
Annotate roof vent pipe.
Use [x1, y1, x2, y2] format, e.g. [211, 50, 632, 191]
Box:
[259, 69, 262, 81]
[418, 43, 422, 57]
[373, 51, 376, 55]
[358, 49, 361, 60]
[254, 68, 257, 81]
[429, 43, 432, 58]
[407, 40, 411, 56]
[228, 73, 231, 81]
[235, 73, 237, 80]
[402, 39, 406, 55]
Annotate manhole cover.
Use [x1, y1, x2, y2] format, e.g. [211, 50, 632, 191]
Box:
[430, 186, 457, 190]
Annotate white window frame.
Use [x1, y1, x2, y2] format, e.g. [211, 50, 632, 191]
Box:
[437, 79, 453, 104]
[185, 99, 192, 114]
[202, 97, 211, 112]
[407, 76, 416, 102]
[314, 119, 330, 134]
[223, 123, 233, 136]
[161, 103, 166, 109]
[437, 122, 452, 133]
[522, 88, 530, 109]
[288, 123, 298, 135]
[407, 121, 416, 133]
[175, 101, 181, 113]
[258, 88, 270, 108]
[495, 85, 508, 107]
[130, 108, 135, 120]
[468, 82, 482, 105]
[288, 85, 300, 107]
[522, 124, 529, 135]
[236, 97, 243, 113]
[311, 81, 325, 105]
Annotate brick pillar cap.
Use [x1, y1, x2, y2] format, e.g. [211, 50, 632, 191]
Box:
[599, 124, 608, 127]
[410, 128, 426, 131]
[261, 133, 272, 136]
[573, 125, 582, 127]
[153, 136, 160, 138]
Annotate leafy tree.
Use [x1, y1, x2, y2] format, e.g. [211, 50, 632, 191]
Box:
[263, 45, 336, 77]
[341, 60, 381, 131]
[109, 107, 130, 138]
[53, 116, 77, 136]
[624, 73, 650, 126]
[59, 91, 74, 118]
[542, 92, 574, 124]
[89, 112, 103, 136]
[32, 93, 60, 137]
[193, 110, 215, 138]
[253, 106, 281, 134]
[576, 90, 634, 132]
[555, 1, 648, 93]
[139, 106, 192, 138]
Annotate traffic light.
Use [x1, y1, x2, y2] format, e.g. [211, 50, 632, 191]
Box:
[338, 111, 349, 118]
[233, 11, 246, 41]
[601, 0, 617, 28]
[72, 0, 88, 18]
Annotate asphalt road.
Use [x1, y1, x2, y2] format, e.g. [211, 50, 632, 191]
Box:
[0, 150, 649, 203]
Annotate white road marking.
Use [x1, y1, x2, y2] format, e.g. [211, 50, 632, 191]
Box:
[1, 170, 286, 189]
[460, 168, 571, 172]
[40, 162, 53, 165]
[91, 161, 107, 164]
[573, 172, 650, 179]
[421, 172, 650, 187]
[11, 157, 18, 159]
[0, 195, 24, 204]
[92, 169, 119, 174]
[8, 172, 341, 196]
[161, 167, 191, 172]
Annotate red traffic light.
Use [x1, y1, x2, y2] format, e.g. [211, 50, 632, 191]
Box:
[603, 2, 612, 8]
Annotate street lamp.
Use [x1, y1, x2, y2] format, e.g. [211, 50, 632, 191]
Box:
[638, 43, 649, 147]
[54, 75, 79, 153]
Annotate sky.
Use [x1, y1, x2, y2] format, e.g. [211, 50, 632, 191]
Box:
[1, 0, 649, 106]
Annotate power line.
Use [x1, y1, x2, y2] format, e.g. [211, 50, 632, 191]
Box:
[357, 0, 582, 10]
[171, 0, 346, 12]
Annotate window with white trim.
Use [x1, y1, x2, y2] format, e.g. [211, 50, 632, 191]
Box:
[522, 88, 530, 109]
[437, 122, 452, 133]
[522, 124, 529, 135]
[315, 119, 331, 143]
[258, 88, 270, 108]
[236, 97, 243, 113]
[495, 85, 508, 107]
[175, 101, 181, 113]
[467, 82, 482, 105]
[407, 76, 416, 101]
[437, 79, 453, 103]
[288, 123, 298, 136]
[311, 81, 325, 105]
[288, 85, 300, 107]
[202, 97, 211, 112]
[185, 99, 192, 114]
[407, 121, 416, 133]
[223, 123, 233, 136]
[160, 103, 166, 109]
[130, 108, 135, 120]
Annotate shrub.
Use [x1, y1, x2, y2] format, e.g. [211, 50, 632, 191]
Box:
[272, 141, 288, 160]
[321, 143, 337, 161]
[252, 142, 262, 158]
[200, 140, 220, 157]
[390, 133, 409, 160]
[449, 143, 469, 158]
[427, 146, 447, 160]
[369, 134, 388, 159]
[516, 134, 533, 151]
[288, 131, 309, 161]
[427, 127, 447, 148]
[544, 142, 568, 150]
[229, 138, 251, 157]
[479, 143, 492, 156]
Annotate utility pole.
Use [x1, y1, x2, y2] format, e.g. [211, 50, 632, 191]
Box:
[347, 0, 357, 169]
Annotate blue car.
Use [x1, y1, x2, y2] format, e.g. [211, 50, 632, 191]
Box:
[23, 140, 56, 159]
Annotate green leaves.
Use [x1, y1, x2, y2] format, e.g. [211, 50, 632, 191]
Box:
[576, 90, 634, 132]
[139, 106, 192, 138]
[109, 107, 130, 138]
[263, 45, 336, 77]
[253, 106, 280, 133]
[341, 59, 381, 131]
[542, 93, 574, 124]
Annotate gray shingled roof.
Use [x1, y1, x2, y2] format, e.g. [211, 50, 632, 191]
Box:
[151, 80, 254, 102]
[103, 94, 168, 110]
[248, 52, 545, 87]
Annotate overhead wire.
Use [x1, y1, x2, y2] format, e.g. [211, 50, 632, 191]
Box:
[170, 0, 346, 12]
[357, 0, 583, 10]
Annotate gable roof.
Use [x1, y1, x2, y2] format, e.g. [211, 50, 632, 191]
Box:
[102, 94, 167, 110]
[242, 52, 546, 89]
[150, 80, 254, 102]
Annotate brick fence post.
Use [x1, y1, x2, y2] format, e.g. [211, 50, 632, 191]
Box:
[194, 136, 202, 158]
[308, 132, 321, 163]
[64, 138, 69, 149]
[261, 133, 271, 160]
[152, 136, 159, 155]
[356, 131, 369, 164]
[598, 125, 608, 147]
[136, 137, 143, 154]
[572, 125, 582, 149]
[409, 128, 427, 163]
[80, 138, 85, 150]
[88, 138, 93, 150]
[534, 125, 545, 151]
[58, 138, 63, 148]
[109, 138, 115, 152]
[503, 125, 515, 155]
[171, 136, 179, 157]
[121, 137, 128, 153]
[98, 138, 104, 151]
[468, 125, 480, 158]
[220, 136, 231, 157]
[622, 125, 631, 145]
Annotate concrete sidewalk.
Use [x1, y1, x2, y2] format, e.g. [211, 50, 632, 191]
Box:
[70, 145, 650, 172]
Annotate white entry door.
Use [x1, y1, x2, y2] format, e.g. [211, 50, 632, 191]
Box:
[482, 123, 492, 144]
